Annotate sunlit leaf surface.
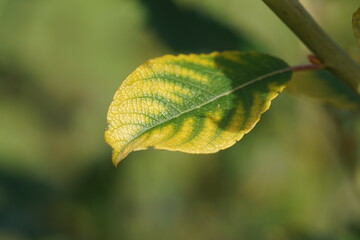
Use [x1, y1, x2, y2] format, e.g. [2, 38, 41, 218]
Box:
[353, 7, 360, 46]
[105, 51, 291, 165]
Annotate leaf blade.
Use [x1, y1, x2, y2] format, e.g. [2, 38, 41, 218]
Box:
[287, 69, 360, 109]
[105, 51, 292, 165]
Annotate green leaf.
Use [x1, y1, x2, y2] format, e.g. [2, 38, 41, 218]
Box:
[105, 51, 291, 165]
[353, 7, 360, 46]
[287, 70, 360, 109]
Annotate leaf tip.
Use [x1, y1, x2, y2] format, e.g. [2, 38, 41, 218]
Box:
[110, 145, 133, 166]
[104, 127, 127, 167]
[112, 151, 122, 167]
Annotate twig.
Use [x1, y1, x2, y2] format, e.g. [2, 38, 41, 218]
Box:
[262, 0, 360, 94]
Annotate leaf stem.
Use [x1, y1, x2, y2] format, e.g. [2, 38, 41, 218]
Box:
[262, 0, 360, 93]
[290, 63, 325, 72]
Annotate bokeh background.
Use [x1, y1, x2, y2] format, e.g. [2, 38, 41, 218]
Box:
[1, 0, 360, 239]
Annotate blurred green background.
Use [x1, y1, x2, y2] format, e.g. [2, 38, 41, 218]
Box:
[0, 0, 360, 239]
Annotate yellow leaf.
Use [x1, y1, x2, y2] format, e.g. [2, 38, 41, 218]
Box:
[105, 51, 291, 166]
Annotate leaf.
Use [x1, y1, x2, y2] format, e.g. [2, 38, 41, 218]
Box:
[353, 7, 360, 46]
[105, 51, 292, 166]
[287, 70, 360, 109]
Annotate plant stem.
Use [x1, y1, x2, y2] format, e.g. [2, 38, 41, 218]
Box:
[262, 0, 360, 94]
